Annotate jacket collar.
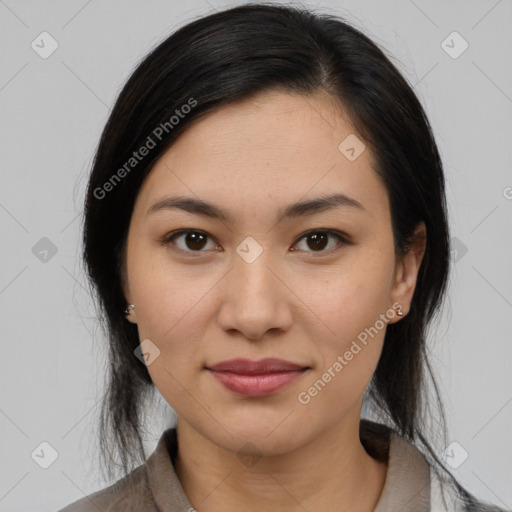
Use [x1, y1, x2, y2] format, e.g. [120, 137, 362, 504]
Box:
[144, 425, 431, 512]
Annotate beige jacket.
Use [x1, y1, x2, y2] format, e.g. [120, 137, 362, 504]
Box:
[57, 424, 501, 511]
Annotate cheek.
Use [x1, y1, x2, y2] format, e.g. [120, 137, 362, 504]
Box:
[294, 260, 394, 405]
[298, 283, 389, 415]
[140, 307, 204, 415]
[128, 248, 217, 339]
[297, 259, 394, 345]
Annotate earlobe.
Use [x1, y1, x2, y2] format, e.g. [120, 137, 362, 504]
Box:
[120, 262, 137, 323]
[389, 221, 427, 321]
[121, 279, 137, 324]
[124, 304, 137, 323]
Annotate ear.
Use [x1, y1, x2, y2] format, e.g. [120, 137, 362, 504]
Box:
[121, 267, 138, 325]
[388, 221, 426, 322]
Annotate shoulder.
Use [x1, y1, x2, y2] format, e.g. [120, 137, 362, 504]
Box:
[57, 427, 185, 512]
[429, 461, 510, 512]
[57, 464, 156, 512]
[360, 420, 508, 512]
[430, 469, 466, 512]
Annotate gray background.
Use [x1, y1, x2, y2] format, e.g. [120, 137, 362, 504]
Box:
[0, 0, 511, 510]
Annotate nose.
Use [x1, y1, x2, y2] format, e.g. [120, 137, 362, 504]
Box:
[216, 251, 293, 341]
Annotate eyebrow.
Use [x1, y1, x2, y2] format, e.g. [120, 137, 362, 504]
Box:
[146, 193, 366, 222]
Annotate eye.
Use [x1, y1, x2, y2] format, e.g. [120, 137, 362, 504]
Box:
[160, 230, 218, 254]
[160, 229, 350, 257]
[291, 229, 350, 255]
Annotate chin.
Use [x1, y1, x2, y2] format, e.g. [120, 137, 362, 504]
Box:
[228, 431, 304, 458]
[204, 412, 310, 457]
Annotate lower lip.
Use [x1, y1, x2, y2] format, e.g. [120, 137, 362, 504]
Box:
[208, 370, 306, 397]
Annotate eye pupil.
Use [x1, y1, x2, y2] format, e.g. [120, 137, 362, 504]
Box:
[186, 232, 207, 250]
[308, 232, 328, 251]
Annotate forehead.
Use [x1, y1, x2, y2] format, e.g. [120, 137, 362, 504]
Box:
[134, 89, 389, 222]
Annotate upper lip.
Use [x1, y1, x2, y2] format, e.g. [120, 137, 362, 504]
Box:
[207, 358, 308, 374]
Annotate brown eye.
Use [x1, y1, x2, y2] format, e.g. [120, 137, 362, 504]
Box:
[161, 228, 350, 258]
[161, 230, 217, 253]
[305, 232, 329, 251]
[292, 230, 349, 255]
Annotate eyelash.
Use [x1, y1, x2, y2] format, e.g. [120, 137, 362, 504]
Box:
[159, 229, 351, 257]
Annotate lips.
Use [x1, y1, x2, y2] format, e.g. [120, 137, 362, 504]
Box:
[208, 358, 306, 374]
[206, 358, 309, 397]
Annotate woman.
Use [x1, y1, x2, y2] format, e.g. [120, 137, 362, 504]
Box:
[59, 3, 508, 511]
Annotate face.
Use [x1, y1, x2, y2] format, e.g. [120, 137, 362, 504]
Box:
[122, 89, 425, 456]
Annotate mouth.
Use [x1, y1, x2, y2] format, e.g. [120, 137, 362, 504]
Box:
[206, 358, 310, 397]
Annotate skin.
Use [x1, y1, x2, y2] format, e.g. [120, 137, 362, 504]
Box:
[122, 89, 426, 512]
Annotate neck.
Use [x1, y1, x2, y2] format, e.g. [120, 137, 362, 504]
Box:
[174, 410, 388, 512]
